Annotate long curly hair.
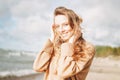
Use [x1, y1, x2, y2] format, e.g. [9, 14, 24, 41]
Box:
[52, 7, 86, 55]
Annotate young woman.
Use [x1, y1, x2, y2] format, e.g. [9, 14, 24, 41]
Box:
[33, 7, 95, 80]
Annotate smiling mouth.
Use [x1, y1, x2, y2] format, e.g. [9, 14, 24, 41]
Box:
[61, 31, 68, 35]
[62, 33, 69, 38]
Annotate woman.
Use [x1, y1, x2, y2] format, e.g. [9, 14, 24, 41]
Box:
[33, 7, 95, 80]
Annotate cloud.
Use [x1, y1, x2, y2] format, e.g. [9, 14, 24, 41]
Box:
[0, 0, 53, 51]
[79, 0, 120, 46]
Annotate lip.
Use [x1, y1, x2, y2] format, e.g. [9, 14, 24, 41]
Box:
[61, 31, 68, 34]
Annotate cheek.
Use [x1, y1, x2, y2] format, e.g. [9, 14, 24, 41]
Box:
[66, 27, 73, 33]
[65, 25, 72, 31]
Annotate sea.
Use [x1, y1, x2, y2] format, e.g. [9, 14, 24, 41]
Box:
[0, 48, 39, 79]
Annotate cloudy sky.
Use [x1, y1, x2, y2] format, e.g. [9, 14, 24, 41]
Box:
[0, 0, 120, 51]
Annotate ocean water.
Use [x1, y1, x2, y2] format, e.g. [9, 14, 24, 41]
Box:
[0, 48, 38, 78]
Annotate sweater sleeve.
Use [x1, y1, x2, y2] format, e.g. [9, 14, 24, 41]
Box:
[33, 39, 53, 72]
[57, 42, 95, 78]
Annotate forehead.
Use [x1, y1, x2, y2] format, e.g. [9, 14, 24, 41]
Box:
[54, 15, 68, 24]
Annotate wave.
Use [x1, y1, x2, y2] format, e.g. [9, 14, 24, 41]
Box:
[0, 69, 36, 77]
[0, 69, 43, 80]
[8, 52, 21, 57]
[0, 48, 37, 57]
[8, 52, 37, 57]
[1, 51, 37, 58]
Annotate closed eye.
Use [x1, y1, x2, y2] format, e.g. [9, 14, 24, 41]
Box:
[63, 23, 68, 26]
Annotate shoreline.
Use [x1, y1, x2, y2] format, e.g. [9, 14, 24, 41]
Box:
[0, 73, 44, 80]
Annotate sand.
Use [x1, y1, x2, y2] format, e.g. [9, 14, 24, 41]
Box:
[86, 57, 120, 80]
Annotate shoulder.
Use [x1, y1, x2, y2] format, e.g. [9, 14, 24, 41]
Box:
[85, 41, 95, 49]
[85, 41, 96, 55]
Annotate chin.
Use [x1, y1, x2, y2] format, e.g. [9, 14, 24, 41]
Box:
[61, 37, 69, 42]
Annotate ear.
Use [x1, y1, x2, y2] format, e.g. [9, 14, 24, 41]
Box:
[52, 24, 56, 34]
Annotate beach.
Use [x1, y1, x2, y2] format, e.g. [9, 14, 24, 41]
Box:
[86, 57, 120, 80]
[1, 57, 120, 80]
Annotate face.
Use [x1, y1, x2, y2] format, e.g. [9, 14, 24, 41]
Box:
[54, 15, 74, 42]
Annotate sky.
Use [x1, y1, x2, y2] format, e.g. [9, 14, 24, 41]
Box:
[0, 0, 120, 51]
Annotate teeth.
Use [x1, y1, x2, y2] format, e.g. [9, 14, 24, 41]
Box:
[62, 34, 67, 37]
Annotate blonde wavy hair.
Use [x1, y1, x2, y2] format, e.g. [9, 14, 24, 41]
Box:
[52, 7, 86, 55]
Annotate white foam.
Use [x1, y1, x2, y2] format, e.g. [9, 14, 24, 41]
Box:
[21, 51, 37, 57]
[0, 69, 37, 77]
[8, 52, 21, 57]
[7, 51, 37, 57]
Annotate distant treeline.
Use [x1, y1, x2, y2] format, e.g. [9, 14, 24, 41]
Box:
[95, 46, 120, 57]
